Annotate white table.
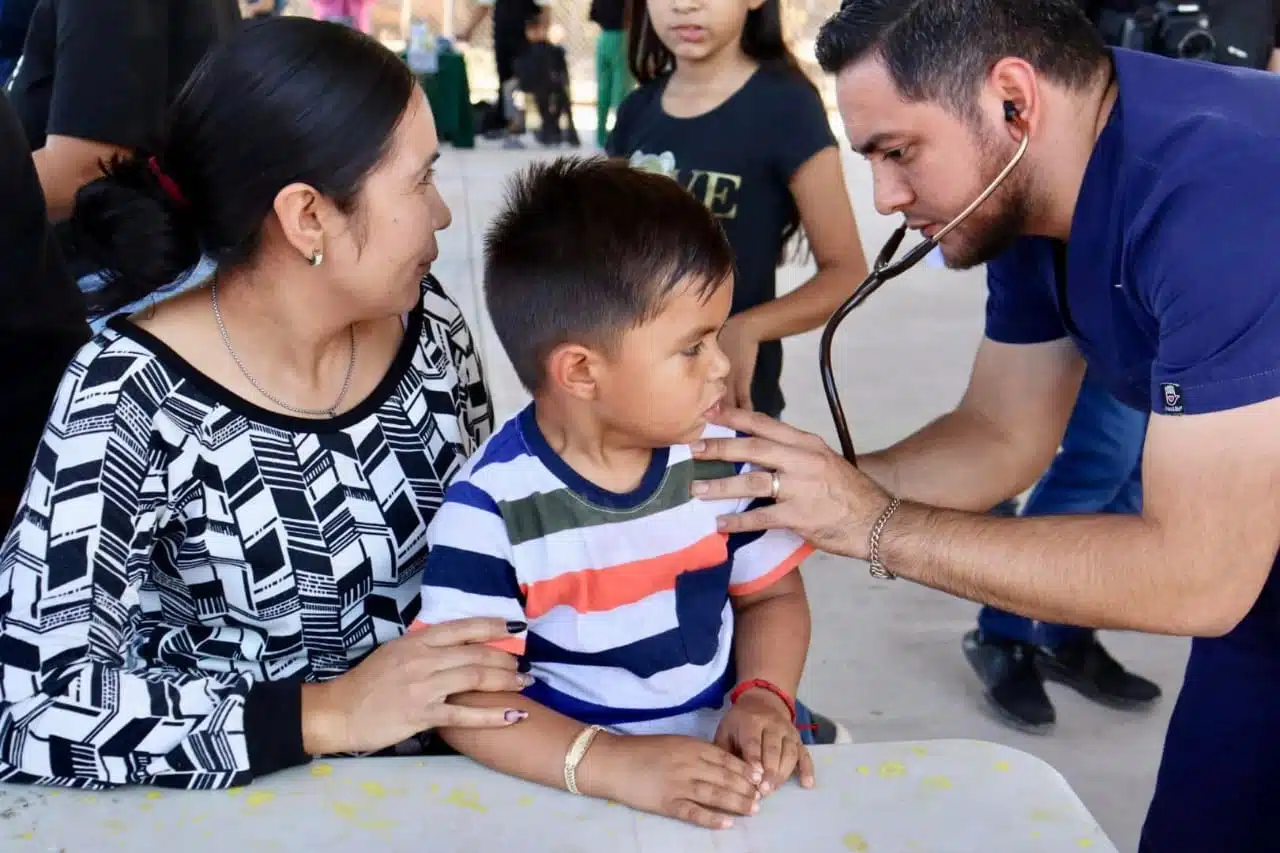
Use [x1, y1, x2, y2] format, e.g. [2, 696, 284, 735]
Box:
[2, 739, 1116, 852]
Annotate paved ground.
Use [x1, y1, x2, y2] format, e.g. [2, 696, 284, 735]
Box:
[432, 128, 1190, 852]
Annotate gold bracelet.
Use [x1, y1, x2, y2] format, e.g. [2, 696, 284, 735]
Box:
[564, 724, 605, 795]
[868, 496, 902, 580]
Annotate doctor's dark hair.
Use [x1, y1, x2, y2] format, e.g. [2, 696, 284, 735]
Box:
[69, 16, 416, 317]
[483, 156, 735, 394]
[814, 0, 1107, 119]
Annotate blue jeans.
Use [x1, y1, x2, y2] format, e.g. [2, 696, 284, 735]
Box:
[0, 56, 17, 89]
[978, 373, 1147, 648]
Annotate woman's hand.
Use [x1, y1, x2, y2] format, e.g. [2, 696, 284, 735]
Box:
[587, 734, 763, 830]
[718, 315, 762, 411]
[302, 617, 533, 755]
[690, 408, 892, 559]
[714, 690, 815, 795]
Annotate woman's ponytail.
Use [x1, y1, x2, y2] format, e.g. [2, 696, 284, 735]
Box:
[69, 152, 203, 317]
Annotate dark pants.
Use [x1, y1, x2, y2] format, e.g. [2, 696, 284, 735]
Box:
[1139, 613, 1280, 851]
[978, 372, 1146, 646]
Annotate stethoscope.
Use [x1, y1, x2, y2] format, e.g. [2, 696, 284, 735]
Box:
[820, 102, 1031, 465]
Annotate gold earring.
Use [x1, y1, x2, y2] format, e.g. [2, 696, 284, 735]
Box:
[310, 250, 324, 267]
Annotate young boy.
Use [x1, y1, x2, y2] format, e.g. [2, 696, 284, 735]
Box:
[413, 157, 848, 830]
[513, 15, 579, 147]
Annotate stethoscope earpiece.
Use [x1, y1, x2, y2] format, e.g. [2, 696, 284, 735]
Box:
[1003, 100, 1019, 123]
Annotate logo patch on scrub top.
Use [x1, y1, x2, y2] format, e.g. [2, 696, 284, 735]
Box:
[1161, 383, 1184, 414]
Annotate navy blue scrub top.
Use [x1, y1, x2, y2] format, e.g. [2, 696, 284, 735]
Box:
[984, 47, 1280, 853]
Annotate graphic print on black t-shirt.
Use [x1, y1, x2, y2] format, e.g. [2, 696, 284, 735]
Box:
[606, 67, 834, 416]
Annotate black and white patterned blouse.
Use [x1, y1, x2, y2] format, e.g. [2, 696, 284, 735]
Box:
[0, 275, 492, 790]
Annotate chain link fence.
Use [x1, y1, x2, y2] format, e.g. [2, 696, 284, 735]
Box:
[283, 0, 841, 103]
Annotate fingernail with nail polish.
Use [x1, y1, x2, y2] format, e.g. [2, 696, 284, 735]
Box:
[517, 658, 531, 673]
[504, 709, 528, 723]
[507, 620, 527, 634]
[691, 482, 707, 495]
[519, 674, 536, 687]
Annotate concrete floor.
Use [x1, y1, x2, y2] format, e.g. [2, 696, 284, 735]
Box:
[429, 130, 1189, 853]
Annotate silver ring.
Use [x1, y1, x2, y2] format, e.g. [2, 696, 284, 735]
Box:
[770, 471, 781, 500]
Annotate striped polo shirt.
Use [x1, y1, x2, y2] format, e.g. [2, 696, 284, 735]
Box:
[415, 403, 812, 740]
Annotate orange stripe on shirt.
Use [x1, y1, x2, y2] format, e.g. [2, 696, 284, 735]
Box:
[522, 532, 729, 620]
[408, 621, 527, 656]
[728, 542, 814, 598]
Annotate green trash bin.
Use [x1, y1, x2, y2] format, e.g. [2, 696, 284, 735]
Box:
[411, 48, 476, 150]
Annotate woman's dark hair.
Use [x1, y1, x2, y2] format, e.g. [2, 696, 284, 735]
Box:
[624, 0, 818, 264]
[70, 16, 417, 317]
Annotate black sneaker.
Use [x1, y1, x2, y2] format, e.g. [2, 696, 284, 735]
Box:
[805, 710, 852, 745]
[1035, 633, 1161, 709]
[962, 630, 1056, 733]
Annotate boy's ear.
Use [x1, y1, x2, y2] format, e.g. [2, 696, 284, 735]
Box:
[545, 342, 604, 401]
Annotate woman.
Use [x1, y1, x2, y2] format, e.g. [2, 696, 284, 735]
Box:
[0, 17, 530, 790]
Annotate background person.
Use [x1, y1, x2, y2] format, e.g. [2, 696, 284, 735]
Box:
[606, 0, 870, 419]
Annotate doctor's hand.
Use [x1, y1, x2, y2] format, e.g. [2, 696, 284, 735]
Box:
[689, 408, 892, 560]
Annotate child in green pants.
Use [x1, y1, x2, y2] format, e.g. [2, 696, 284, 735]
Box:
[590, 0, 632, 147]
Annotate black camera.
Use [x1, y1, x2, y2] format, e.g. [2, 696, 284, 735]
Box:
[1095, 2, 1217, 61]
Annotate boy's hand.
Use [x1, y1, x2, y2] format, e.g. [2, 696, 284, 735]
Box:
[713, 690, 816, 795]
[588, 734, 763, 830]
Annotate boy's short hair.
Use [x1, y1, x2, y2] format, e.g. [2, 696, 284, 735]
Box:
[484, 156, 735, 393]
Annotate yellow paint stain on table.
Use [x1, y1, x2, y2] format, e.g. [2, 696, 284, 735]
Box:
[516, 795, 536, 807]
[877, 760, 906, 778]
[329, 801, 398, 831]
[1077, 839, 1095, 848]
[921, 775, 952, 792]
[857, 766, 872, 776]
[444, 786, 487, 813]
[19, 831, 34, 841]
[360, 782, 387, 798]
[994, 760, 1011, 772]
[246, 791, 276, 808]
[226, 787, 244, 797]
[842, 832, 869, 851]
[429, 783, 440, 794]
[311, 763, 334, 777]
[1031, 808, 1062, 822]
[138, 803, 153, 812]
[145, 791, 163, 800]
[1030, 831, 1042, 840]
[910, 746, 928, 757]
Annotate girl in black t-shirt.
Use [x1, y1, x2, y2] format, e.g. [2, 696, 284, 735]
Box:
[606, 0, 869, 418]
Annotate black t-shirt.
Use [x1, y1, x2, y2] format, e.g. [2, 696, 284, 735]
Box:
[1079, 0, 1278, 68]
[10, 0, 233, 151]
[491, 0, 542, 43]
[1205, 0, 1279, 68]
[605, 67, 836, 417]
[0, 90, 89, 502]
[9, 0, 235, 275]
[589, 0, 626, 31]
